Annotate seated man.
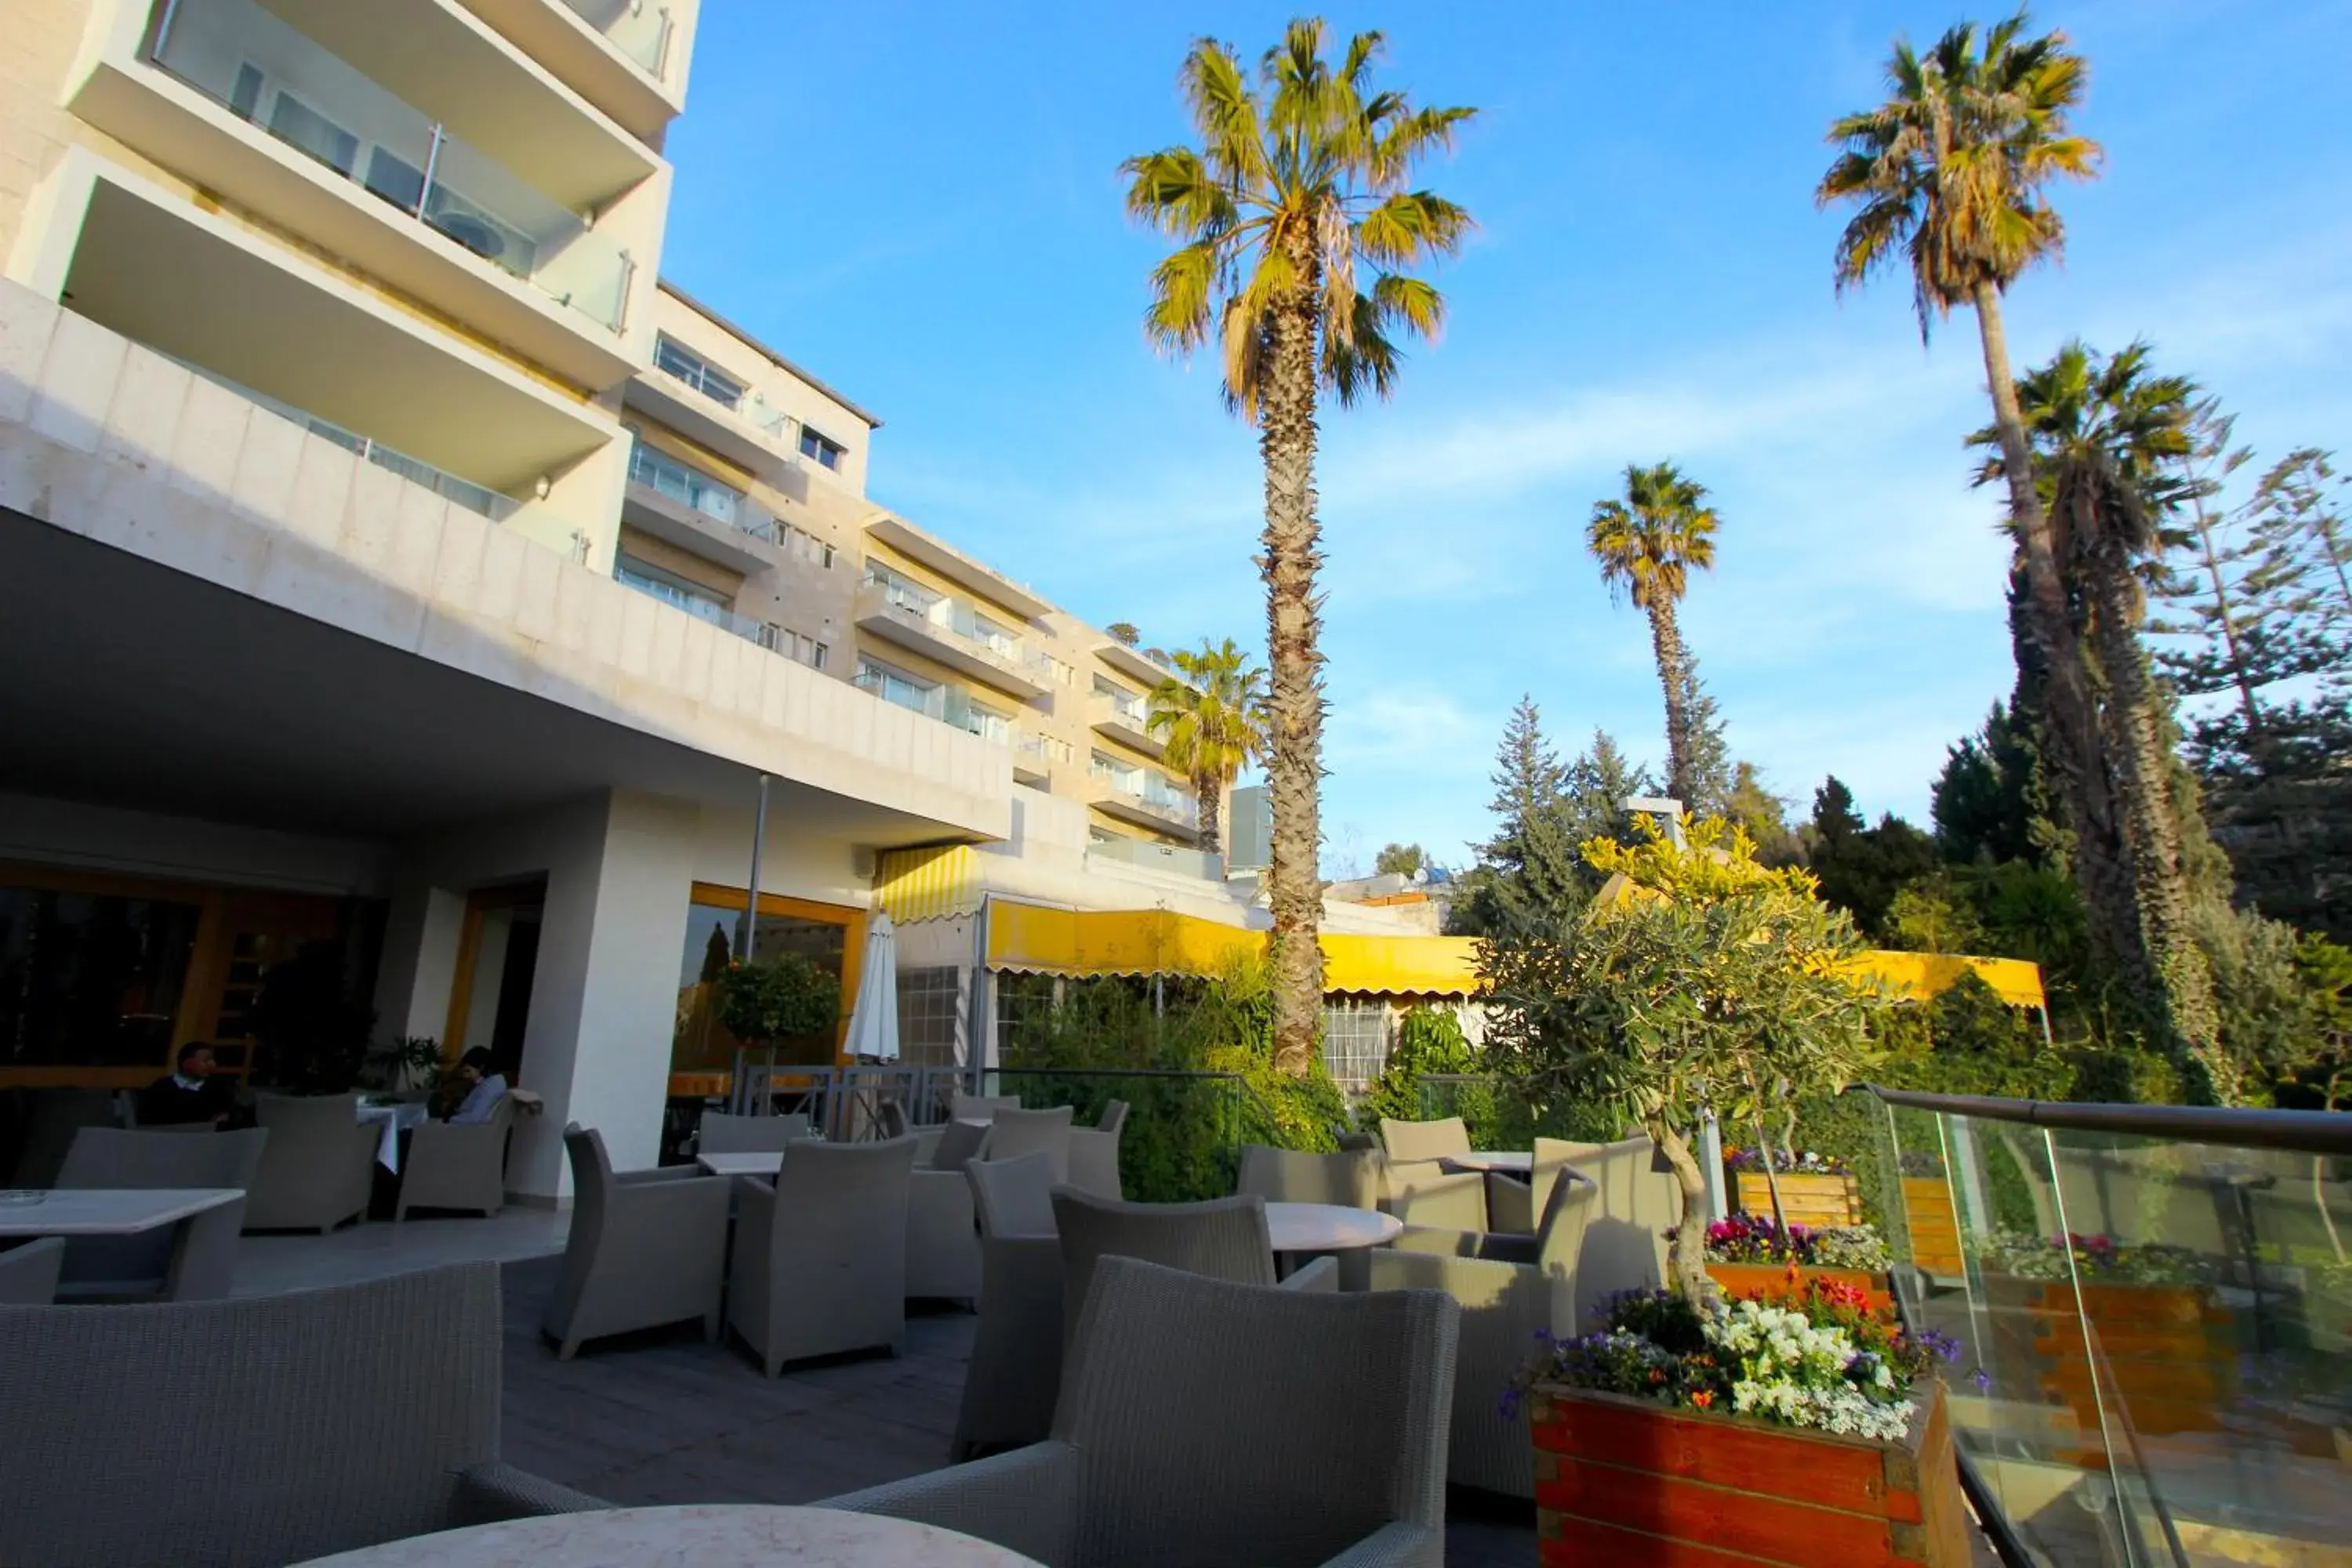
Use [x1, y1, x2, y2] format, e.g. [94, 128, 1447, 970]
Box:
[139, 1043, 236, 1127]
[446, 1048, 508, 1125]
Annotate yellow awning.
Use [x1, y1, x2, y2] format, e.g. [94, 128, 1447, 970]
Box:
[876, 844, 981, 923]
[1837, 951, 2046, 1010]
[984, 904, 1481, 997]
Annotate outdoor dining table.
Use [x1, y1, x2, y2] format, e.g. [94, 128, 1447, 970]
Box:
[696, 1150, 787, 1177]
[1439, 1149, 1533, 1174]
[354, 1100, 429, 1174]
[0, 1188, 245, 1300]
[285, 1504, 1045, 1566]
[1264, 1200, 1403, 1254]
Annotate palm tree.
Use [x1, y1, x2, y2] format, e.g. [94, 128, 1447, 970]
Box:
[1973, 341, 2234, 1099]
[1588, 463, 1720, 805]
[1148, 638, 1269, 860]
[1816, 14, 2117, 961]
[1123, 20, 1473, 1073]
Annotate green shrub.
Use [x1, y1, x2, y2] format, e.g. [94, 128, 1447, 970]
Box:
[717, 954, 840, 1048]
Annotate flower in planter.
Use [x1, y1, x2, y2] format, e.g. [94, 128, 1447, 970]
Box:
[1983, 1229, 2212, 1284]
[1701, 1214, 1891, 1273]
[1726, 1146, 1853, 1175]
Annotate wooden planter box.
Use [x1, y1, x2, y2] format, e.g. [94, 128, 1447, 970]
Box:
[2023, 1280, 2237, 1454]
[1736, 1170, 1865, 1229]
[1532, 1379, 1970, 1567]
[1900, 1177, 1964, 1279]
[1708, 1260, 1895, 1315]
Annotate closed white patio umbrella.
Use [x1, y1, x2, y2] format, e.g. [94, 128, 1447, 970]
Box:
[844, 909, 900, 1062]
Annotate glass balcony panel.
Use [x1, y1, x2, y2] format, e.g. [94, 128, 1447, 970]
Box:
[557, 0, 672, 77]
[151, 0, 633, 332]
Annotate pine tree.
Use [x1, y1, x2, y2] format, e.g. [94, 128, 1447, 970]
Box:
[1805, 777, 1938, 942]
[1933, 702, 2042, 866]
[1675, 651, 1734, 818]
[1561, 729, 1654, 852]
[1453, 699, 1585, 938]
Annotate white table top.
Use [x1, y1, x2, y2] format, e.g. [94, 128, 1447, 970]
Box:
[1265, 1200, 1403, 1253]
[287, 1504, 1045, 1566]
[0, 1188, 242, 1236]
[696, 1152, 784, 1176]
[1443, 1150, 1534, 1174]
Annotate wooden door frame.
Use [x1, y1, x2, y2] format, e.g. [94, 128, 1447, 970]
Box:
[688, 881, 866, 1061]
[441, 880, 548, 1063]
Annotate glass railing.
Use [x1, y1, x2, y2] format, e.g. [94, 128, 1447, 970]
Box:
[152, 0, 635, 332]
[627, 440, 775, 541]
[557, 0, 673, 78]
[1086, 834, 1220, 881]
[652, 336, 744, 409]
[615, 566, 772, 648]
[1867, 1088, 2352, 1566]
[1093, 690, 1151, 729]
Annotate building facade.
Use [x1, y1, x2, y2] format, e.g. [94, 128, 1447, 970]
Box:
[0, 0, 1454, 1200]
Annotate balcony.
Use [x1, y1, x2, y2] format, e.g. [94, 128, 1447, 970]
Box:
[854, 579, 1051, 701]
[69, 0, 655, 389]
[40, 154, 613, 492]
[864, 514, 1052, 623]
[1087, 833, 1221, 880]
[1098, 637, 1190, 692]
[623, 338, 798, 474]
[452, 0, 687, 141]
[619, 438, 776, 572]
[614, 564, 773, 651]
[1088, 764, 1200, 840]
[1088, 689, 1162, 757]
[1011, 733, 1057, 788]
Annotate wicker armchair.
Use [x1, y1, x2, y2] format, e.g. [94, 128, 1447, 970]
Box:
[822, 1255, 1460, 1568]
[728, 1135, 919, 1376]
[54, 1127, 266, 1298]
[0, 1236, 64, 1304]
[543, 1126, 729, 1359]
[954, 1152, 1064, 1459]
[908, 1161, 982, 1302]
[1236, 1144, 1381, 1290]
[0, 1262, 603, 1568]
[245, 1094, 376, 1233]
[1373, 1116, 1494, 1233]
[1367, 1140, 1610, 1497]
[395, 1096, 513, 1221]
[1050, 1188, 1337, 1352]
[952, 1092, 1022, 1121]
[987, 1105, 1075, 1181]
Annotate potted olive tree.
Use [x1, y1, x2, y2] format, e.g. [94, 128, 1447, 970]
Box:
[717, 954, 843, 1066]
[1484, 817, 1967, 1566]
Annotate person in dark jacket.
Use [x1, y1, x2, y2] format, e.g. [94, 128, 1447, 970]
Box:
[139, 1043, 236, 1127]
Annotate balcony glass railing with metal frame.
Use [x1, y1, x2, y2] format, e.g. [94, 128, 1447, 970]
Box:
[556, 0, 673, 78]
[614, 563, 778, 650]
[626, 439, 776, 543]
[150, 0, 637, 333]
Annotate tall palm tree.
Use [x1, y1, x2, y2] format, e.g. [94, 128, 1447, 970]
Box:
[1123, 20, 1474, 1073]
[1148, 638, 1269, 859]
[1816, 14, 2119, 961]
[1973, 341, 2234, 1099]
[1587, 463, 1720, 805]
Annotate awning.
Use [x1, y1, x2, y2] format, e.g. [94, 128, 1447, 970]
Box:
[983, 903, 1480, 998]
[1838, 951, 2046, 1010]
[876, 844, 981, 922]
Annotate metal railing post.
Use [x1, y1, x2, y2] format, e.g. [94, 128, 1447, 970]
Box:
[416, 125, 445, 219]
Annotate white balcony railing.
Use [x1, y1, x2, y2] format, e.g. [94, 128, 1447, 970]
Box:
[557, 0, 673, 78]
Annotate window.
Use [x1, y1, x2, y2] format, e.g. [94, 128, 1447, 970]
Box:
[759, 625, 828, 671]
[968, 612, 1018, 659]
[1032, 652, 1074, 687]
[627, 437, 742, 527]
[895, 966, 963, 1068]
[781, 524, 835, 569]
[615, 554, 731, 626]
[799, 425, 848, 470]
[1321, 999, 1393, 1090]
[653, 336, 747, 410]
[0, 885, 201, 1067]
[856, 656, 939, 717]
[953, 696, 1012, 746]
[1093, 674, 1147, 724]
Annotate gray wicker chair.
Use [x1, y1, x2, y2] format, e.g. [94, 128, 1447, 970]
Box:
[1236, 1144, 1382, 1290]
[952, 1092, 1022, 1122]
[54, 1127, 267, 1298]
[1367, 1141, 1607, 1498]
[395, 1096, 514, 1221]
[543, 1125, 729, 1359]
[987, 1105, 1074, 1181]
[954, 1152, 1065, 1459]
[1548, 1134, 1682, 1290]
[0, 1263, 603, 1568]
[1050, 1188, 1337, 1353]
[822, 1255, 1461, 1568]
[0, 1237, 64, 1305]
[245, 1094, 376, 1233]
[1094, 1099, 1129, 1137]
[908, 1161, 982, 1302]
[698, 1110, 814, 1153]
[1064, 1098, 1127, 1199]
[1374, 1116, 1493, 1232]
[929, 1116, 993, 1172]
[728, 1134, 919, 1376]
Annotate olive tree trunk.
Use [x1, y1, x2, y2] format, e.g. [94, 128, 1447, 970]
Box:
[1259, 283, 1327, 1076]
[1647, 601, 1693, 808]
[1973, 281, 2145, 993]
[1652, 1120, 1717, 1303]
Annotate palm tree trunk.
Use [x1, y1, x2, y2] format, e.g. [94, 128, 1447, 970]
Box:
[1973, 281, 2143, 989]
[1196, 772, 1224, 858]
[2088, 537, 2235, 1102]
[1648, 601, 1691, 805]
[1259, 284, 1327, 1076]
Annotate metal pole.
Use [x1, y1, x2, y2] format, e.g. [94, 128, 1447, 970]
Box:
[966, 895, 992, 1095]
[416, 125, 445, 219]
[733, 774, 770, 1114]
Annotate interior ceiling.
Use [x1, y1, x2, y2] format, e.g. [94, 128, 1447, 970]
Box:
[0, 511, 968, 849]
[64, 179, 604, 492]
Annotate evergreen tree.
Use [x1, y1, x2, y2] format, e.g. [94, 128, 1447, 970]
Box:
[1804, 776, 1939, 942]
[1560, 728, 1653, 850]
[1452, 699, 1584, 937]
[1675, 650, 1735, 818]
[1933, 702, 2042, 866]
[1726, 762, 1802, 866]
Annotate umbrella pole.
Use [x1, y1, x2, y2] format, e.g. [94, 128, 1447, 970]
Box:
[734, 773, 771, 1113]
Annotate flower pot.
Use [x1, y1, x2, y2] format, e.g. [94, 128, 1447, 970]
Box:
[1707, 1260, 1895, 1315]
[1900, 1177, 1964, 1279]
[1736, 1171, 1864, 1229]
[1530, 1377, 1970, 1567]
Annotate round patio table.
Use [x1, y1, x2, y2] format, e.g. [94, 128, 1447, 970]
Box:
[1440, 1150, 1532, 1175]
[287, 1504, 1044, 1567]
[1264, 1200, 1403, 1254]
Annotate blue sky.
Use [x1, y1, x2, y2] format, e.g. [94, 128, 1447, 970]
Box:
[659, 2, 2352, 874]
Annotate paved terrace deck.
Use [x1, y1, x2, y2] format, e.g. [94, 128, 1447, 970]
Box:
[490, 1254, 1537, 1566]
